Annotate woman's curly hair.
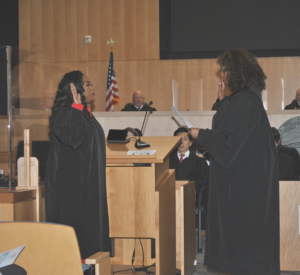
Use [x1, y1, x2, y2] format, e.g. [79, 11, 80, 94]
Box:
[49, 70, 93, 133]
[217, 49, 266, 93]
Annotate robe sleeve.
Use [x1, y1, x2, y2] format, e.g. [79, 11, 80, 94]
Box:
[195, 157, 209, 197]
[211, 96, 227, 111]
[52, 106, 86, 150]
[197, 90, 265, 169]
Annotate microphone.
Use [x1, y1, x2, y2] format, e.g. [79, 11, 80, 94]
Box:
[135, 101, 153, 149]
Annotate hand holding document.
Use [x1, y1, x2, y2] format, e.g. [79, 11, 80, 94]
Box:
[171, 105, 195, 128]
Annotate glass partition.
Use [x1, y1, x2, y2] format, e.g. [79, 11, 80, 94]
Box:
[0, 46, 75, 189]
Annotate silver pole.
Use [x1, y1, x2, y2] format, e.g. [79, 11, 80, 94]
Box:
[6, 46, 12, 191]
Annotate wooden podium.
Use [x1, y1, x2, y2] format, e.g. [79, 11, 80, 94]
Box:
[106, 136, 181, 275]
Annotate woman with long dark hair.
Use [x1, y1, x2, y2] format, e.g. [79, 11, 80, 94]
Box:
[45, 71, 109, 258]
[190, 49, 280, 275]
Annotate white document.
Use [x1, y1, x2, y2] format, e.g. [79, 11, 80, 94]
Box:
[172, 79, 178, 109]
[171, 105, 194, 128]
[127, 150, 156, 156]
[0, 245, 25, 268]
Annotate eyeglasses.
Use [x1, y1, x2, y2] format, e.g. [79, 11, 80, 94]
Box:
[220, 67, 227, 74]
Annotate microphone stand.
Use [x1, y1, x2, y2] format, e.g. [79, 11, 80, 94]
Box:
[135, 103, 153, 149]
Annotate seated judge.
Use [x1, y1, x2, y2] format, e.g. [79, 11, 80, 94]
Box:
[284, 88, 300, 109]
[169, 127, 209, 200]
[121, 90, 156, 111]
[272, 127, 300, 179]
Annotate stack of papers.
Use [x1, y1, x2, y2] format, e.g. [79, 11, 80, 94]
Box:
[127, 150, 156, 155]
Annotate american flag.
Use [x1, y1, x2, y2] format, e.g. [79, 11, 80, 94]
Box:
[106, 51, 120, 111]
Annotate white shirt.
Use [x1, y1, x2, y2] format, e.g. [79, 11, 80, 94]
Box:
[177, 150, 190, 161]
[134, 105, 144, 111]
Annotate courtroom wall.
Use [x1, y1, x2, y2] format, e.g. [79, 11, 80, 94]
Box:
[19, 0, 300, 112]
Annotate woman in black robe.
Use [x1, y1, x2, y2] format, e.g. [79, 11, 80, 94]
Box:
[190, 49, 280, 275]
[45, 71, 109, 259]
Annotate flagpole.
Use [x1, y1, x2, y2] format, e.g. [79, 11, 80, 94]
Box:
[106, 38, 116, 50]
[105, 38, 120, 112]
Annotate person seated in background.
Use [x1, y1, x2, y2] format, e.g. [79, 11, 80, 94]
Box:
[121, 90, 157, 111]
[125, 127, 139, 137]
[169, 127, 209, 201]
[284, 88, 300, 109]
[272, 127, 299, 180]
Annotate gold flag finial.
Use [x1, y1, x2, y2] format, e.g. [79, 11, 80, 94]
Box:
[107, 38, 116, 50]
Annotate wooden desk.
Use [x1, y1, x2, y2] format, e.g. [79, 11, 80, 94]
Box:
[0, 188, 43, 221]
[175, 181, 196, 275]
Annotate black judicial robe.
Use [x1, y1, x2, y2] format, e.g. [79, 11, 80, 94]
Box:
[211, 96, 227, 111]
[121, 102, 157, 111]
[169, 152, 209, 199]
[284, 99, 300, 109]
[45, 106, 109, 259]
[197, 87, 280, 275]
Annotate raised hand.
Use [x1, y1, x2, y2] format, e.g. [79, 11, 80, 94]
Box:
[218, 80, 226, 100]
[70, 83, 82, 104]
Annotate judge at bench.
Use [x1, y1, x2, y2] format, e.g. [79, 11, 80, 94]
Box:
[284, 87, 300, 109]
[121, 90, 157, 111]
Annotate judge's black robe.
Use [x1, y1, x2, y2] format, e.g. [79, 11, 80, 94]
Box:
[169, 152, 209, 199]
[45, 106, 109, 259]
[197, 87, 280, 275]
[284, 99, 300, 109]
[121, 102, 157, 111]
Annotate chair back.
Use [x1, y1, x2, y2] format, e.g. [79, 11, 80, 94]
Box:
[0, 222, 83, 275]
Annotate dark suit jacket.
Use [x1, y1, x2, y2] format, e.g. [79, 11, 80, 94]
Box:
[278, 152, 299, 180]
[121, 103, 157, 111]
[169, 152, 209, 200]
[278, 144, 300, 176]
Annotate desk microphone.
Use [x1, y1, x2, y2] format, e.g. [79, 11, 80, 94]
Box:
[135, 101, 153, 149]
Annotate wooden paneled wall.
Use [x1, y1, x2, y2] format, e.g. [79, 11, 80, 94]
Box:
[19, 0, 300, 112]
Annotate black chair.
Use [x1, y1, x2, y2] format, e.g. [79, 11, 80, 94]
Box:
[197, 185, 209, 253]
